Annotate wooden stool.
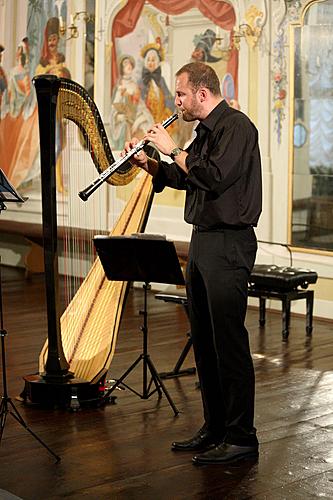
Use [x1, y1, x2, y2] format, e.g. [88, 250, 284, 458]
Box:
[248, 265, 318, 341]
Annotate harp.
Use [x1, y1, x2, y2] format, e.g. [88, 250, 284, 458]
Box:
[23, 75, 155, 407]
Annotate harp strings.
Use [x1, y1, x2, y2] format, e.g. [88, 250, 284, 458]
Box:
[56, 80, 111, 362]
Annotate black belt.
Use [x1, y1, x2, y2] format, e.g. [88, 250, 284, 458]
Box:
[193, 224, 253, 232]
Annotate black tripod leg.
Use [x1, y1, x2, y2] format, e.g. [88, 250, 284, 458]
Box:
[146, 356, 179, 416]
[2, 398, 60, 462]
[145, 364, 162, 398]
[103, 355, 143, 399]
[0, 398, 7, 441]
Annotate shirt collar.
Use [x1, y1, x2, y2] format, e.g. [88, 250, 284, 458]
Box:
[196, 99, 229, 134]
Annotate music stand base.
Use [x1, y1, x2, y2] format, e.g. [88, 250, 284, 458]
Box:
[104, 352, 179, 416]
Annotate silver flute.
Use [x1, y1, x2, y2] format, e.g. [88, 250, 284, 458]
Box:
[78, 112, 179, 201]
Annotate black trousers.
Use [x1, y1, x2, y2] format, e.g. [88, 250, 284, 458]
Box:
[186, 227, 258, 446]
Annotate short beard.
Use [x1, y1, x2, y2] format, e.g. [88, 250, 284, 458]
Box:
[182, 95, 201, 122]
[182, 110, 196, 122]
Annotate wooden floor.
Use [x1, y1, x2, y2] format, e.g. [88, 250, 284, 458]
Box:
[0, 266, 333, 499]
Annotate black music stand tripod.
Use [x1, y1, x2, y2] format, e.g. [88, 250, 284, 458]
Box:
[94, 235, 185, 416]
[0, 169, 60, 462]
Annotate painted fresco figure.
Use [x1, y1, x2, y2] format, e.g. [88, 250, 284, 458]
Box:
[139, 38, 175, 124]
[35, 17, 71, 79]
[0, 17, 71, 191]
[35, 17, 71, 192]
[110, 55, 153, 149]
[5, 38, 33, 119]
[0, 37, 39, 189]
[191, 29, 223, 63]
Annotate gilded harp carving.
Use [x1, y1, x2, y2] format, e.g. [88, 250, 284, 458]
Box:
[23, 75, 155, 406]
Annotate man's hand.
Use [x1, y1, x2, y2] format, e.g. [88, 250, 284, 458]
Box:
[122, 138, 149, 171]
[144, 124, 177, 156]
[122, 138, 159, 177]
[145, 123, 189, 174]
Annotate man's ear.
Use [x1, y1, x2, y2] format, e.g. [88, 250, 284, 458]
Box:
[197, 87, 208, 102]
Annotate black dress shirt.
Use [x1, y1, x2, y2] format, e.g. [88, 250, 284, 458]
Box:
[152, 100, 262, 228]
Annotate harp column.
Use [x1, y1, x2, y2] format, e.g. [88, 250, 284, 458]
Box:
[34, 74, 72, 381]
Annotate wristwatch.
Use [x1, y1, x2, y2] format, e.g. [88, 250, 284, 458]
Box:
[170, 147, 183, 161]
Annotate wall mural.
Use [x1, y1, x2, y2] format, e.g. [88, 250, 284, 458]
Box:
[0, 0, 71, 192]
[109, 0, 239, 150]
[0, 0, 243, 193]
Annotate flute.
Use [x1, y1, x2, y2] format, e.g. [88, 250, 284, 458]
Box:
[78, 112, 179, 201]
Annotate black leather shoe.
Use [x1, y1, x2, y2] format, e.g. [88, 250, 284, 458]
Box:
[192, 442, 259, 465]
[171, 426, 217, 452]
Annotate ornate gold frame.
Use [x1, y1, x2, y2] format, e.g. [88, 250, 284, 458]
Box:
[288, 0, 333, 256]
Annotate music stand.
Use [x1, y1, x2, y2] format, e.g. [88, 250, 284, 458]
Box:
[0, 168, 26, 212]
[0, 169, 60, 462]
[94, 234, 185, 416]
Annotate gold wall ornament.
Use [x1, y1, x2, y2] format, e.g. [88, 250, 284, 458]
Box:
[233, 5, 265, 50]
[59, 11, 94, 41]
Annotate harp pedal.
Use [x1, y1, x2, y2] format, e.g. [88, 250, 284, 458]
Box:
[98, 379, 126, 405]
[69, 387, 81, 412]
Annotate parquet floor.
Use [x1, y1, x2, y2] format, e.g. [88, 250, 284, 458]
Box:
[0, 266, 332, 499]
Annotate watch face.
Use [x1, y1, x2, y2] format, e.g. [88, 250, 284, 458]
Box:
[171, 148, 182, 159]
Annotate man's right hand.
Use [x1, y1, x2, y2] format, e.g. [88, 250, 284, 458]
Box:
[122, 138, 149, 172]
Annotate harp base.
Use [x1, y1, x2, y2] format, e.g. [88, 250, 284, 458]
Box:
[22, 372, 108, 410]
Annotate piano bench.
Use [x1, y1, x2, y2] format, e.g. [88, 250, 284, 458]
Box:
[248, 265, 318, 341]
